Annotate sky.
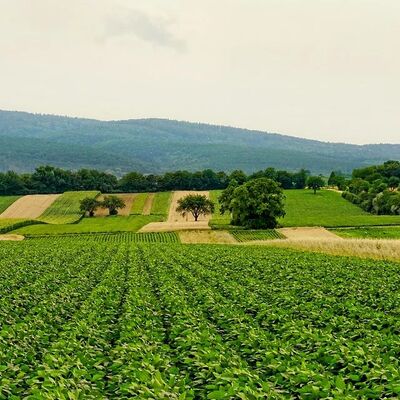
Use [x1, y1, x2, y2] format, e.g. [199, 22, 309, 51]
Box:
[0, 0, 399, 144]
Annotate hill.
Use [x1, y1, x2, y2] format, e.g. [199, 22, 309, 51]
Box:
[1, 110, 399, 174]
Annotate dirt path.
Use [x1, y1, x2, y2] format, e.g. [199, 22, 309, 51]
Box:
[278, 227, 342, 240]
[139, 191, 211, 232]
[142, 193, 155, 215]
[0, 194, 60, 219]
[94, 194, 137, 217]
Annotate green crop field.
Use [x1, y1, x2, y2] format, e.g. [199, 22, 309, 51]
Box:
[281, 189, 400, 227]
[232, 229, 284, 242]
[130, 193, 148, 214]
[333, 226, 400, 240]
[39, 191, 100, 224]
[13, 215, 162, 236]
[0, 195, 20, 214]
[150, 191, 171, 217]
[1, 240, 400, 398]
[27, 231, 179, 243]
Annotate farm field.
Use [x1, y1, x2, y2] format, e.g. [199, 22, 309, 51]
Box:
[232, 229, 284, 242]
[150, 191, 171, 217]
[13, 215, 162, 236]
[94, 193, 136, 217]
[1, 240, 400, 398]
[28, 231, 179, 243]
[130, 192, 149, 214]
[39, 191, 99, 224]
[334, 226, 400, 240]
[280, 189, 400, 227]
[0, 195, 20, 214]
[0, 194, 60, 219]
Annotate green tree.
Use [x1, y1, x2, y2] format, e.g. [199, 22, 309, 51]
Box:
[307, 176, 325, 194]
[79, 197, 101, 217]
[220, 178, 285, 228]
[102, 195, 126, 216]
[219, 179, 239, 215]
[388, 176, 400, 191]
[176, 194, 215, 221]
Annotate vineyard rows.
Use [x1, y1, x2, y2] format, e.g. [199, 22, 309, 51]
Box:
[1, 239, 400, 398]
[27, 232, 179, 243]
[232, 229, 284, 242]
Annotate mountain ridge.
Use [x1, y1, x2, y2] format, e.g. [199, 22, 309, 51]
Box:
[0, 109, 399, 175]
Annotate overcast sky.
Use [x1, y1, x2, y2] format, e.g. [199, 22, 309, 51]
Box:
[0, 0, 399, 144]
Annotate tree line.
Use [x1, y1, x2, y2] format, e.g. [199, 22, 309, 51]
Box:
[0, 165, 311, 195]
[340, 160, 400, 215]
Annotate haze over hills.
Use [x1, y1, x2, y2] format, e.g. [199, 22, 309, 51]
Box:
[0, 110, 399, 175]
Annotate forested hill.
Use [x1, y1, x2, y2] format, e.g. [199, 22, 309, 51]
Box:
[1, 110, 399, 175]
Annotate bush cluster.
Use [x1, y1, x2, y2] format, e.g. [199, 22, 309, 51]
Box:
[341, 160, 400, 215]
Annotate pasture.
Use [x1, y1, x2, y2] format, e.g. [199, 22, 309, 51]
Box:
[1, 239, 400, 398]
[281, 189, 400, 227]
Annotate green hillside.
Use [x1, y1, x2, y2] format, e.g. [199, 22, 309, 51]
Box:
[1, 110, 399, 174]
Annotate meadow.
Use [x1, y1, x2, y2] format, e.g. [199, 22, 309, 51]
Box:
[1, 239, 400, 398]
[280, 189, 400, 227]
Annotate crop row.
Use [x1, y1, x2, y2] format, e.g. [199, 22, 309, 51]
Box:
[27, 232, 179, 243]
[231, 229, 284, 242]
[1, 239, 400, 398]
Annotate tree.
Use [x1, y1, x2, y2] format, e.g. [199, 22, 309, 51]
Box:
[307, 176, 325, 194]
[176, 194, 215, 221]
[388, 176, 400, 191]
[80, 197, 101, 217]
[102, 195, 126, 216]
[220, 178, 285, 228]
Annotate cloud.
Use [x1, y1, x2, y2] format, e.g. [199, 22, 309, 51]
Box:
[102, 8, 186, 52]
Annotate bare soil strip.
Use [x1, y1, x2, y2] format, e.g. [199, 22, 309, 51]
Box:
[278, 227, 342, 240]
[0, 194, 60, 219]
[139, 191, 211, 232]
[94, 194, 137, 217]
[179, 230, 237, 244]
[0, 234, 24, 241]
[142, 193, 155, 215]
